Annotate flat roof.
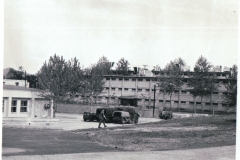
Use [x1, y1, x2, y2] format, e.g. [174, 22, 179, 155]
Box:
[3, 85, 40, 91]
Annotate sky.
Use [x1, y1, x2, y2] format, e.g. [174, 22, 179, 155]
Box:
[3, 0, 239, 74]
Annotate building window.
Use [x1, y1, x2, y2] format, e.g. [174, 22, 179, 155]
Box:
[189, 102, 194, 105]
[146, 106, 153, 109]
[181, 101, 186, 104]
[174, 101, 178, 103]
[111, 87, 115, 90]
[111, 78, 116, 81]
[174, 90, 179, 94]
[213, 103, 218, 106]
[124, 88, 128, 91]
[106, 78, 110, 80]
[132, 79, 136, 81]
[20, 100, 28, 112]
[124, 78, 129, 81]
[181, 91, 187, 94]
[15, 82, 19, 86]
[146, 79, 150, 81]
[159, 100, 163, 102]
[119, 78, 123, 80]
[213, 92, 218, 95]
[11, 100, 17, 112]
[196, 102, 201, 105]
[105, 87, 109, 90]
[205, 103, 211, 105]
[166, 100, 170, 103]
[138, 89, 142, 92]
[145, 89, 150, 92]
[222, 103, 227, 107]
[138, 79, 143, 81]
[132, 88, 136, 91]
[118, 88, 122, 91]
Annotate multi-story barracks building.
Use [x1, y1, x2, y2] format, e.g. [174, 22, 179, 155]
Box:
[98, 66, 233, 114]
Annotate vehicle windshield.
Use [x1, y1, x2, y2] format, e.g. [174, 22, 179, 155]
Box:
[113, 112, 121, 117]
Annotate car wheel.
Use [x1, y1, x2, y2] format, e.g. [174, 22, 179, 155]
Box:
[121, 118, 126, 124]
[84, 119, 87, 121]
[129, 119, 133, 124]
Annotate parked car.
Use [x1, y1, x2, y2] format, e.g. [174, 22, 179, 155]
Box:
[83, 112, 98, 122]
[112, 111, 132, 124]
[96, 107, 119, 122]
[94, 107, 140, 123]
[117, 107, 139, 123]
[159, 110, 173, 120]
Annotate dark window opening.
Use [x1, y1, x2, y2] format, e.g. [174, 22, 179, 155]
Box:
[181, 91, 187, 94]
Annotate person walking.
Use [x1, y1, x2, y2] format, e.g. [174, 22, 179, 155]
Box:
[98, 110, 107, 128]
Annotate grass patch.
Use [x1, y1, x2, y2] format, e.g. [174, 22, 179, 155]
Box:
[75, 114, 236, 151]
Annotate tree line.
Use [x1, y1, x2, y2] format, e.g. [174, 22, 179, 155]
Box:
[4, 54, 237, 115]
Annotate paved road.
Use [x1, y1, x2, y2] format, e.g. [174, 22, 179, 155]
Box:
[3, 113, 162, 131]
[3, 145, 236, 160]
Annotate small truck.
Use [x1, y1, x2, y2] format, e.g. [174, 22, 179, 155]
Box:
[83, 112, 98, 122]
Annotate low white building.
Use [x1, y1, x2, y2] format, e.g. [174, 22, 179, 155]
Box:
[2, 84, 50, 118]
[3, 79, 29, 88]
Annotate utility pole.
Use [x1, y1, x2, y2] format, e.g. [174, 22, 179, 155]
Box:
[153, 84, 156, 117]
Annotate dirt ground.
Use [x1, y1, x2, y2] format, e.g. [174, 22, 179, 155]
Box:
[73, 114, 236, 151]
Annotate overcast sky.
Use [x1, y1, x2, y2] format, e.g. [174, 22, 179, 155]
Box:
[4, 0, 238, 74]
